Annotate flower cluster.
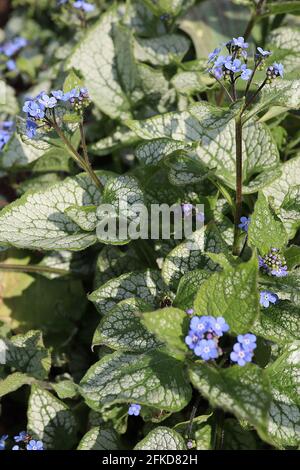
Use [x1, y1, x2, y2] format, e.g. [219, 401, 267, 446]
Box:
[230, 334, 257, 366]
[207, 37, 284, 84]
[0, 431, 44, 451]
[259, 248, 288, 277]
[22, 87, 90, 138]
[185, 315, 229, 360]
[0, 36, 27, 72]
[128, 404, 141, 416]
[58, 0, 95, 12]
[260, 290, 279, 308]
[0, 121, 14, 151]
[238, 216, 250, 232]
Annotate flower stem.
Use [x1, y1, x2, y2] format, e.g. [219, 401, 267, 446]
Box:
[232, 115, 243, 256]
[243, 0, 267, 40]
[0, 263, 69, 276]
[213, 409, 225, 450]
[79, 120, 103, 190]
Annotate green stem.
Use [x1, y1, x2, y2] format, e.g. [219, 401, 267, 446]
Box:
[186, 395, 201, 441]
[0, 263, 69, 276]
[232, 115, 243, 256]
[243, 0, 267, 40]
[79, 121, 103, 190]
[213, 409, 225, 450]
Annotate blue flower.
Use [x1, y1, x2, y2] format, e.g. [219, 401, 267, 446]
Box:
[0, 130, 11, 150]
[240, 64, 252, 81]
[38, 93, 57, 109]
[259, 248, 288, 277]
[51, 90, 71, 102]
[238, 216, 250, 232]
[210, 317, 230, 337]
[0, 435, 8, 451]
[128, 404, 141, 416]
[237, 334, 257, 351]
[0, 37, 27, 57]
[212, 66, 223, 80]
[182, 203, 193, 217]
[230, 343, 253, 366]
[26, 440, 44, 451]
[260, 291, 279, 308]
[12, 445, 20, 450]
[23, 100, 45, 119]
[185, 330, 202, 349]
[224, 57, 241, 73]
[273, 62, 284, 78]
[73, 1, 95, 13]
[190, 315, 212, 335]
[214, 55, 227, 67]
[26, 120, 38, 139]
[208, 47, 221, 63]
[232, 37, 248, 49]
[14, 431, 28, 443]
[257, 47, 271, 57]
[6, 59, 17, 71]
[194, 339, 218, 360]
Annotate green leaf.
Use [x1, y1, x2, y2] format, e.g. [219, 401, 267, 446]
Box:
[89, 127, 138, 156]
[222, 419, 258, 450]
[174, 269, 212, 310]
[67, 8, 131, 119]
[114, 24, 138, 95]
[248, 192, 288, 254]
[92, 298, 160, 352]
[263, 2, 300, 16]
[80, 350, 192, 412]
[134, 427, 187, 450]
[189, 363, 270, 437]
[252, 301, 300, 345]
[63, 69, 83, 92]
[194, 254, 259, 333]
[64, 205, 97, 232]
[142, 307, 189, 358]
[51, 380, 78, 400]
[0, 134, 49, 169]
[259, 269, 300, 296]
[89, 269, 171, 315]
[134, 34, 190, 66]
[27, 385, 77, 450]
[0, 82, 19, 114]
[0, 172, 112, 251]
[77, 427, 121, 450]
[4, 330, 51, 380]
[265, 342, 300, 447]
[284, 245, 300, 270]
[0, 372, 34, 398]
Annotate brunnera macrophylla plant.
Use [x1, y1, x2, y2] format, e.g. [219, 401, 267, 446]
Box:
[0, 0, 300, 452]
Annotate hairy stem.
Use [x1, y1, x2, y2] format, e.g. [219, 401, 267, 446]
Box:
[233, 115, 243, 256]
[243, 0, 267, 40]
[79, 121, 103, 190]
[186, 395, 201, 442]
[213, 409, 225, 450]
[0, 263, 69, 276]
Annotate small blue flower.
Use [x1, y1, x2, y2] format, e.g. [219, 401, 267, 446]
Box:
[232, 37, 248, 49]
[26, 440, 44, 451]
[38, 93, 57, 109]
[182, 203, 193, 217]
[212, 66, 223, 80]
[260, 248, 288, 277]
[12, 445, 20, 450]
[230, 343, 253, 366]
[273, 62, 284, 78]
[26, 120, 38, 139]
[208, 47, 221, 63]
[128, 404, 141, 416]
[0, 130, 11, 150]
[185, 330, 202, 349]
[257, 47, 271, 57]
[14, 431, 28, 443]
[6, 59, 17, 71]
[0, 435, 8, 451]
[238, 216, 250, 232]
[240, 64, 252, 81]
[224, 57, 241, 73]
[73, 1, 95, 13]
[210, 317, 230, 337]
[260, 291, 279, 308]
[23, 100, 45, 119]
[214, 55, 227, 67]
[237, 333, 257, 351]
[190, 315, 212, 335]
[194, 339, 218, 360]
